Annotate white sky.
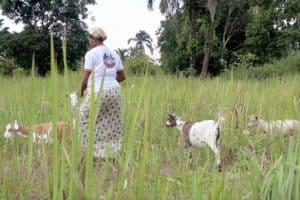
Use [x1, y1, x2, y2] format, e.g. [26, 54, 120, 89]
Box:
[0, 0, 165, 60]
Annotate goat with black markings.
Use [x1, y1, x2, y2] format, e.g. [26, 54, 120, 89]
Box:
[166, 113, 225, 171]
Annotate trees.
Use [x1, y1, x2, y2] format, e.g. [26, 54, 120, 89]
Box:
[148, 0, 219, 77]
[0, 19, 9, 58]
[149, 0, 299, 76]
[200, 0, 217, 79]
[128, 30, 154, 55]
[245, 0, 300, 63]
[115, 48, 129, 62]
[0, 0, 95, 76]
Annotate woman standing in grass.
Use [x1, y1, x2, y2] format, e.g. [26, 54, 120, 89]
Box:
[79, 26, 125, 159]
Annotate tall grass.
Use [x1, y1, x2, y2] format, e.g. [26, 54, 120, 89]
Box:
[0, 51, 299, 199]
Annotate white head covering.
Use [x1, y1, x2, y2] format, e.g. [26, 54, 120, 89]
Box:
[88, 27, 107, 41]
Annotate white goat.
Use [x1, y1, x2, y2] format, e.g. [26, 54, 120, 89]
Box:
[247, 115, 300, 135]
[166, 113, 225, 171]
[68, 91, 80, 128]
[70, 91, 78, 108]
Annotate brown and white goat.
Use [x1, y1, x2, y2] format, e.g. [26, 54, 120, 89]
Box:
[166, 113, 225, 171]
[247, 115, 300, 136]
[4, 121, 72, 143]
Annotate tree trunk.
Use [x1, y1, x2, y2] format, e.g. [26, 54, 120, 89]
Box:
[200, 53, 210, 79]
[188, 0, 197, 76]
[200, 24, 213, 79]
[200, 0, 217, 79]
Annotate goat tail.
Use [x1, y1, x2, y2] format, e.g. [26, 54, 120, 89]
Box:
[215, 111, 226, 130]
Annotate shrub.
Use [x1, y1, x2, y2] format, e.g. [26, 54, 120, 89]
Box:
[12, 67, 26, 77]
[125, 53, 161, 76]
[0, 57, 16, 77]
[222, 51, 300, 79]
[230, 52, 257, 70]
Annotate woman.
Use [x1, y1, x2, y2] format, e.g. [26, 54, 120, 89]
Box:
[79, 26, 125, 158]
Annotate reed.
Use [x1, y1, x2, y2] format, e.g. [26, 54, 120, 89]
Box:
[0, 49, 299, 199]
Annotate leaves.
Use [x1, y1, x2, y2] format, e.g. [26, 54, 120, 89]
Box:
[0, 0, 95, 75]
[128, 30, 154, 55]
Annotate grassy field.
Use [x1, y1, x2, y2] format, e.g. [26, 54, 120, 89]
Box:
[0, 71, 300, 199]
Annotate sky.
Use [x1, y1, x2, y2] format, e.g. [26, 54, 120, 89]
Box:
[0, 0, 165, 60]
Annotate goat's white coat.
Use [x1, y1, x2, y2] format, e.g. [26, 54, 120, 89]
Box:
[70, 91, 78, 108]
[189, 120, 220, 151]
[166, 114, 225, 170]
[247, 115, 300, 135]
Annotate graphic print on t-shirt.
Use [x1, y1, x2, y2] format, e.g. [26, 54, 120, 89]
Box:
[103, 53, 116, 68]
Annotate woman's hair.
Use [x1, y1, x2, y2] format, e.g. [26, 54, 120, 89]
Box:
[88, 27, 107, 41]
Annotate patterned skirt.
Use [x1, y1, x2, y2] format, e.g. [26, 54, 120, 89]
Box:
[79, 88, 123, 158]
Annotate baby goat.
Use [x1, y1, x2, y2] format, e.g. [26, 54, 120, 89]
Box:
[4, 121, 72, 143]
[69, 91, 79, 109]
[247, 115, 300, 135]
[166, 113, 225, 171]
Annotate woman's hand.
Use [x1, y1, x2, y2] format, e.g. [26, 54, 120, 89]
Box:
[116, 70, 125, 82]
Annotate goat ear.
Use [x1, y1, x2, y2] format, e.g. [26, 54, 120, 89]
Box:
[14, 120, 19, 130]
[167, 113, 172, 117]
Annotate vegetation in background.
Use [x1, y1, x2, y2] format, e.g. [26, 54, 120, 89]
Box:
[0, 0, 95, 76]
[124, 53, 161, 76]
[127, 30, 154, 55]
[149, 0, 299, 77]
[222, 51, 300, 79]
[1, 0, 299, 77]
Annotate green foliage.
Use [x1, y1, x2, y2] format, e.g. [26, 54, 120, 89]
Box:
[158, 14, 190, 74]
[115, 48, 129, 62]
[3, 27, 50, 75]
[0, 0, 94, 76]
[0, 20, 10, 57]
[0, 57, 16, 77]
[154, 0, 299, 76]
[222, 51, 300, 79]
[245, 9, 285, 63]
[1, 70, 300, 199]
[124, 53, 161, 76]
[229, 52, 258, 69]
[127, 30, 153, 55]
[0, 0, 95, 26]
[12, 67, 26, 77]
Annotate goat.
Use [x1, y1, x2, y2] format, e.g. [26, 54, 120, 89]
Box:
[4, 121, 72, 143]
[166, 113, 225, 171]
[69, 91, 79, 108]
[247, 115, 300, 135]
[3, 92, 79, 143]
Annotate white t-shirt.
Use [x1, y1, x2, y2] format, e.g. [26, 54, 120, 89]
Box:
[84, 45, 124, 93]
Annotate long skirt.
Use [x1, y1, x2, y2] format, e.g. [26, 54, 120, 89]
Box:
[79, 88, 123, 158]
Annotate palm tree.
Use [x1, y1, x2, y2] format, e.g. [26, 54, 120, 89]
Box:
[148, 0, 180, 14]
[127, 30, 153, 54]
[127, 47, 139, 58]
[115, 48, 128, 62]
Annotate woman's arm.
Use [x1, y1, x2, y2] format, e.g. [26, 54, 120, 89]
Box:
[81, 71, 91, 97]
[116, 70, 126, 82]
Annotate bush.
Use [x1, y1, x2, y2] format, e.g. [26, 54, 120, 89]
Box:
[0, 57, 16, 77]
[12, 67, 26, 77]
[222, 51, 300, 79]
[230, 52, 257, 70]
[125, 53, 161, 76]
